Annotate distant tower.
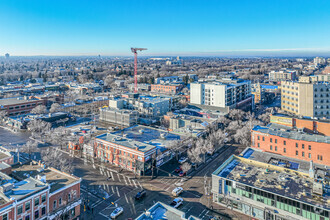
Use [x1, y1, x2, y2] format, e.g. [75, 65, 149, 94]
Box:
[98, 54, 101, 59]
[309, 160, 314, 178]
[5, 53, 9, 59]
[177, 56, 180, 61]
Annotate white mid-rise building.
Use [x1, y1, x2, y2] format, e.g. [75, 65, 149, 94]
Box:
[314, 57, 326, 65]
[190, 79, 251, 109]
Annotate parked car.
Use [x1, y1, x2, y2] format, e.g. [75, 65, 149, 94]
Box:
[178, 157, 188, 164]
[172, 187, 183, 196]
[179, 171, 186, 177]
[175, 167, 182, 173]
[110, 207, 123, 219]
[135, 189, 146, 200]
[170, 197, 183, 208]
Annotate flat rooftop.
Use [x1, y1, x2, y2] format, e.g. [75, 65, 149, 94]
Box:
[12, 164, 80, 193]
[96, 125, 184, 153]
[213, 148, 330, 209]
[5, 177, 47, 201]
[135, 201, 200, 220]
[0, 97, 40, 106]
[253, 123, 330, 143]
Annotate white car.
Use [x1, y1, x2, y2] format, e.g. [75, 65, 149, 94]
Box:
[178, 157, 188, 164]
[170, 197, 183, 208]
[172, 187, 183, 196]
[110, 207, 123, 219]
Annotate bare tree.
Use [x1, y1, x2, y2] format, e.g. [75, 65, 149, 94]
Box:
[42, 147, 73, 173]
[31, 105, 47, 114]
[49, 103, 61, 113]
[21, 140, 38, 160]
[181, 162, 191, 174]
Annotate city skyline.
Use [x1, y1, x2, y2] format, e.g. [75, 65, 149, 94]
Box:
[1, 0, 330, 56]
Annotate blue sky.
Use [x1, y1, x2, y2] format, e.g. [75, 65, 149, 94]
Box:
[0, 0, 330, 56]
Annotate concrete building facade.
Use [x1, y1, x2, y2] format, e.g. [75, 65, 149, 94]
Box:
[281, 80, 330, 119]
[190, 79, 251, 109]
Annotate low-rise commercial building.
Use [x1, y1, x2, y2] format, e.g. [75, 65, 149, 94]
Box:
[136, 201, 199, 220]
[269, 69, 297, 81]
[151, 84, 183, 95]
[100, 107, 138, 127]
[251, 123, 330, 166]
[270, 113, 330, 136]
[212, 148, 330, 220]
[0, 161, 81, 220]
[94, 125, 185, 175]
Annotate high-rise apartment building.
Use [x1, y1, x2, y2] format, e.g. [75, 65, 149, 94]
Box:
[281, 79, 330, 119]
[190, 79, 252, 109]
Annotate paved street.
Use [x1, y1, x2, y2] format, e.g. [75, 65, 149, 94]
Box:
[0, 127, 31, 146]
[65, 143, 248, 220]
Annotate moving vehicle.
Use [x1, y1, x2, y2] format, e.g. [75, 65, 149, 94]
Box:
[135, 190, 146, 200]
[110, 207, 123, 219]
[170, 197, 183, 208]
[179, 171, 186, 177]
[178, 157, 188, 164]
[175, 167, 182, 173]
[172, 187, 183, 196]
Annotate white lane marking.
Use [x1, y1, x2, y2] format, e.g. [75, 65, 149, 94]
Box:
[137, 181, 143, 188]
[198, 209, 207, 217]
[123, 175, 128, 185]
[116, 186, 120, 197]
[132, 179, 138, 188]
[127, 178, 132, 186]
[117, 173, 121, 182]
[111, 171, 115, 180]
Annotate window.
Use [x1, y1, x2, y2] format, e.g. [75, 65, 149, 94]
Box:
[302, 152, 305, 157]
[262, 137, 265, 141]
[18, 205, 23, 214]
[35, 197, 40, 206]
[270, 138, 272, 143]
[2, 214, 8, 220]
[53, 200, 57, 209]
[59, 198, 62, 205]
[25, 201, 30, 211]
[34, 210, 39, 219]
[296, 151, 298, 156]
[309, 153, 311, 158]
[257, 143, 260, 148]
[283, 141, 286, 145]
[25, 215, 30, 220]
[68, 193, 71, 201]
[275, 139, 277, 144]
[270, 145, 272, 150]
[296, 143, 298, 148]
[308, 145, 311, 150]
[42, 207, 46, 216]
[284, 148, 286, 153]
[275, 146, 277, 151]
[302, 144, 305, 149]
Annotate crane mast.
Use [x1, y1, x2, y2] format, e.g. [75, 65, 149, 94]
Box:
[131, 47, 147, 93]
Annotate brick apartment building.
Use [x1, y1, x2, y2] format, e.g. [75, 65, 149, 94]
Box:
[150, 84, 183, 95]
[251, 123, 330, 166]
[0, 161, 81, 220]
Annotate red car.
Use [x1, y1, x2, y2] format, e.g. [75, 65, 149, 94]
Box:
[175, 167, 182, 173]
[179, 171, 186, 177]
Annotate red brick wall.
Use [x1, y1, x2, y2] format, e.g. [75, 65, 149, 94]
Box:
[251, 131, 330, 166]
[49, 182, 81, 219]
[0, 202, 14, 220]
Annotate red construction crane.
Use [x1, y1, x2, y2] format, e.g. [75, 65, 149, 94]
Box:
[131, 47, 147, 93]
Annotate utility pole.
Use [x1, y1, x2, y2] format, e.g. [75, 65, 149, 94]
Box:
[131, 48, 147, 93]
